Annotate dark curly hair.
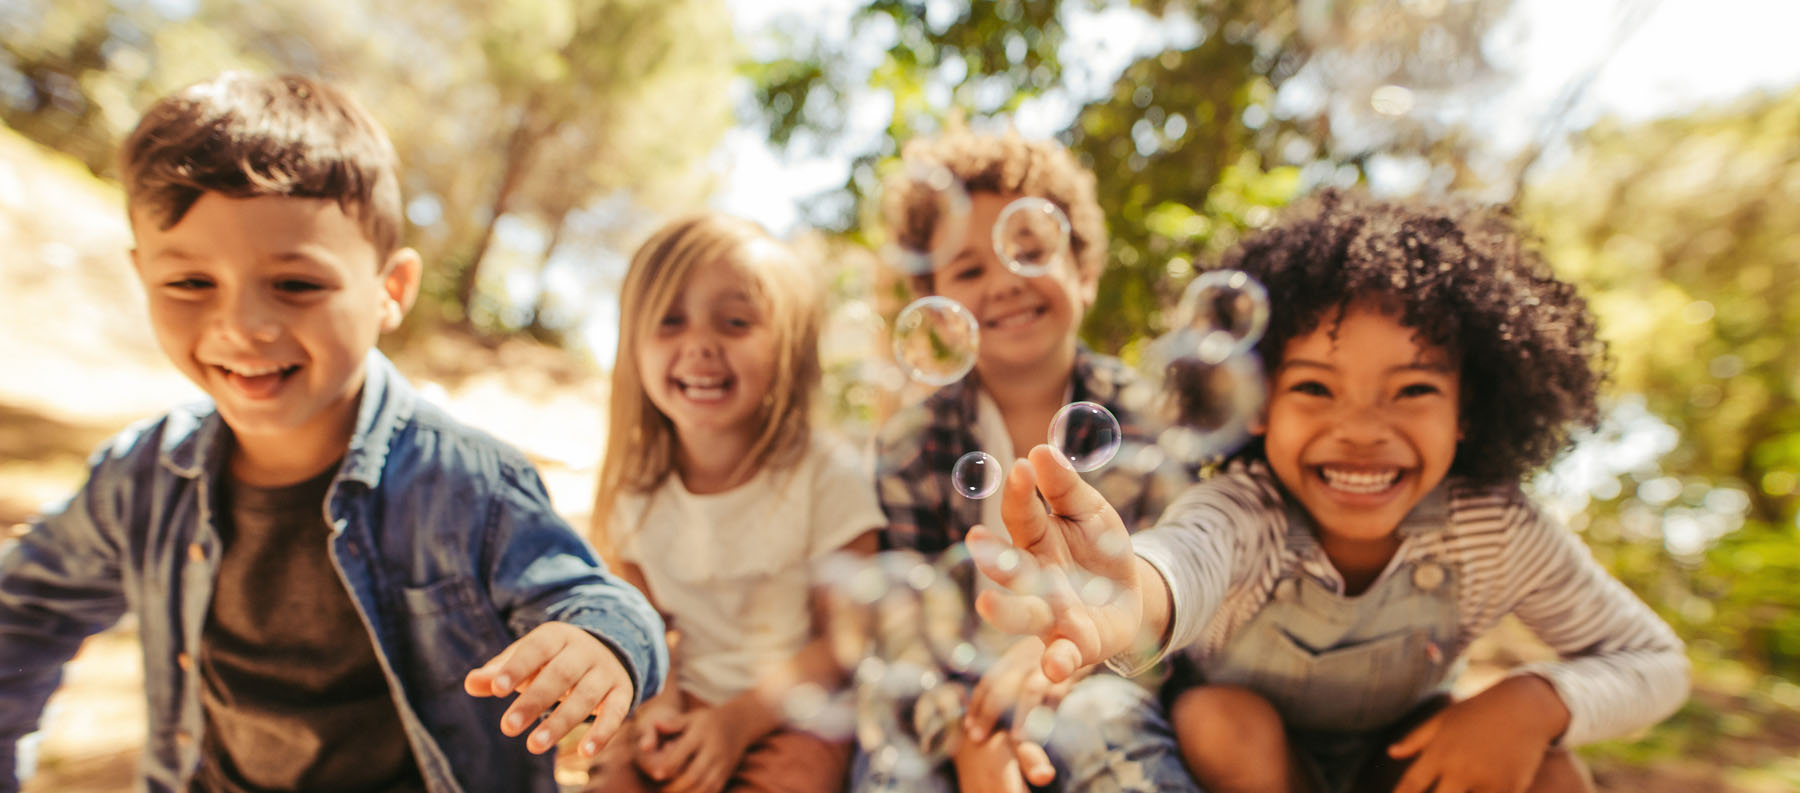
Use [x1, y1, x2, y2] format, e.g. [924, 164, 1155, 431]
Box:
[1222, 188, 1606, 486]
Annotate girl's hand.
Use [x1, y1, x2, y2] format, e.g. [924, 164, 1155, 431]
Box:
[631, 690, 687, 757]
[969, 444, 1143, 682]
[1388, 675, 1572, 793]
[463, 622, 636, 757]
[639, 701, 757, 793]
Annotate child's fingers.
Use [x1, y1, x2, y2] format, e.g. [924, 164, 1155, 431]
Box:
[966, 528, 1046, 598]
[1025, 444, 1127, 567]
[1015, 739, 1057, 787]
[973, 586, 1054, 638]
[579, 684, 634, 757]
[463, 643, 518, 696]
[1042, 637, 1085, 683]
[997, 458, 1054, 553]
[1388, 712, 1441, 759]
[499, 649, 586, 738]
[474, 629, 562, 698]
[524, 670, 612, 755]
[640, 722, 698, 782]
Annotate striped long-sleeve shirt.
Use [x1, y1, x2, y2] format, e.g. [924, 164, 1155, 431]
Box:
[1128, 460, 1689, 746]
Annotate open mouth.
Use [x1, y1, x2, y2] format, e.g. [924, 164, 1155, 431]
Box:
[983, 305, 1047, 330]
[674, 374, 734, 402]
[1316, 465, 1404, 495]
[215, 362, 301, 399]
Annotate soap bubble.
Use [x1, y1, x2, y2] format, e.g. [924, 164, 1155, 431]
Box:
[892, 296, 979, 386]
[992, 197, 1071, 278]
[951, 451, 1002, 499]
[1173, 269, 1270, 364]
[1127, 337, 1267, 465]
[1048, 401, 1122, 473]
[880, 163, 971, 277]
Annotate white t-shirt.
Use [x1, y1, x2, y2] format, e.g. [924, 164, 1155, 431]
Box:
[613, 434, 887, 705]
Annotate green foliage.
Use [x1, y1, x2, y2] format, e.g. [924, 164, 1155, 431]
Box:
[1523, 88, 1800, 677]
[0, 0, 736, 337]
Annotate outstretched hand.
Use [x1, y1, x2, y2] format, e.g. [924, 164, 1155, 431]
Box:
[967, 444, 1145, 683]
[464, 622, 636, 757]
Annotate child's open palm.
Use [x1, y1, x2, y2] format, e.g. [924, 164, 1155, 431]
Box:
[968, 444, 1145, 683]
[464, 621, 636, 758]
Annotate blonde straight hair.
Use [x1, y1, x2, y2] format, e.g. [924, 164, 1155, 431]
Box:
[590, 213, 821, 563]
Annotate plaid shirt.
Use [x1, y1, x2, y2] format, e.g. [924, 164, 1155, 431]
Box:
[875, 348, 1196, 553]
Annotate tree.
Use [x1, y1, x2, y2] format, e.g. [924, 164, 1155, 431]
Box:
[1523, 87, 1800, 675]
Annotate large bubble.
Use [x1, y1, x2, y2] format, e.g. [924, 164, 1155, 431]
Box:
[892, 296, 980, 386]
[1128, 334, 1268, 466]
[880, 163, 971, 277]
[1048, 401, 1122, 472]
[991, 196, 1071, 278]
[1173, 269, 1270, 364]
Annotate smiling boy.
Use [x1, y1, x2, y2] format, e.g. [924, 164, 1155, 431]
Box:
[0, 73, 666, 793]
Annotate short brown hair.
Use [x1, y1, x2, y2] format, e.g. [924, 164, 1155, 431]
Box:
[882, 128, 1107, 288]
[120, 72, 403, 259]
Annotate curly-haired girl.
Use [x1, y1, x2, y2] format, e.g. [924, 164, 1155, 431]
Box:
[965, 189, 1689, 793]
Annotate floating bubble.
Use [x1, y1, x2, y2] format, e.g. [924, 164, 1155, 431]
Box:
[881, 163, 971, 277]
[951, 451, 1002, 499]
[991, 196, 1071, 278]
[1048, 401, 1122, 473]
[893, 296, 979, 386]
[1174, 269, 1270, 364]
[1128, 337, 1267, 465]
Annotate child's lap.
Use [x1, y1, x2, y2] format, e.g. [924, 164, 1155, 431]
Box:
[583, 727, 850, 793]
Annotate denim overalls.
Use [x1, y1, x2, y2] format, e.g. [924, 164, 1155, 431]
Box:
[1195, 485, 1460, 791]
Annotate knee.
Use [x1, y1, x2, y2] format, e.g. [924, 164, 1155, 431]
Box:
[1171, 684, 1287, 757]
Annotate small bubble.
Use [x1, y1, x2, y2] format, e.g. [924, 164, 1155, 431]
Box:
[782, 683, 829, 722]
[893, 296, 980, 386]
[952, 451, 1002, 499]
[1080, 576, 1117, 606]
[1049, 402, 1122, 472]
[1019, 705, 1059, 745]
[996, 549, 1021, 574]
[1098, 532, 1130, 559]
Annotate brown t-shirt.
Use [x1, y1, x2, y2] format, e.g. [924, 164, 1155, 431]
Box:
[191, 464, 426, 793]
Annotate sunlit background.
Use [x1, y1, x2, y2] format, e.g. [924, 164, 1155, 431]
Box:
[2, 0, 1797, 790]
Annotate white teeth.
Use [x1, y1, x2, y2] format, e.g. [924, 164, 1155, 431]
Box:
[987, 308, 1041, 329]
[1321, 466, 1401, 494]
[221, 363, 290, 377]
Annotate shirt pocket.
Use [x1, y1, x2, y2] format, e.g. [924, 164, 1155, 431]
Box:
[1261, 627, 1448, 733]
[397, 576, 509, 693]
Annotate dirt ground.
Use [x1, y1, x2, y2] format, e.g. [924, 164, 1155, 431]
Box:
[2, 127, 1792, 792]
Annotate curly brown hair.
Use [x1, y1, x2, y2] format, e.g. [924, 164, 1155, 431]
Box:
[1222, 188, 1606, 486]
[881, 127, 1107, 289]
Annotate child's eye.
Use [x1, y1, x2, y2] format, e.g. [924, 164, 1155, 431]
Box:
[164, 277, 213, 291]
[1289, 380, 1331, 397]
[1398, 383, 1440, 398]
[275, 279, 325, 293]
[953, 264, 983, 281]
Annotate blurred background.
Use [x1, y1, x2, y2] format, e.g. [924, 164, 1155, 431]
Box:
[1, 0, 1796, 790]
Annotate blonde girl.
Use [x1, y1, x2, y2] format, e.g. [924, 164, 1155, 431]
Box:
[585, 213, 883, 793]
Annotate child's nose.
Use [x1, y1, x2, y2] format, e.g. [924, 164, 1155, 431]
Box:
[214, 291, 281, 345]
[1333, 403, 1393, 445]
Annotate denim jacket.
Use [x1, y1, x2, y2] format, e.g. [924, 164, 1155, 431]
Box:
[0, 351, 667, 793]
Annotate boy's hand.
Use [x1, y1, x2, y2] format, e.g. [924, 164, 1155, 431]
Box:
[637, 701, 755, 793]
[963, 637, 1068, 786]
[464, 622, 636, 757]
[968, 444, 1142, 682]
[1388, 675, 1572, 793]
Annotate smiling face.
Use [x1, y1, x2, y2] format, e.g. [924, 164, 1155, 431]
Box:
[131, 193, 417, 477]
[1254, 300, 1463, 545]
[635, 256, 779, 449]
[928, 191, 1097, 377]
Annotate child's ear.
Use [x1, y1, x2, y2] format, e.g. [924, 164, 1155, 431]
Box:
[379, 247, 423, 333]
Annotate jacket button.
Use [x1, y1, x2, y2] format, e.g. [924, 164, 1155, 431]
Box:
[1412, 562, 1446, 592]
